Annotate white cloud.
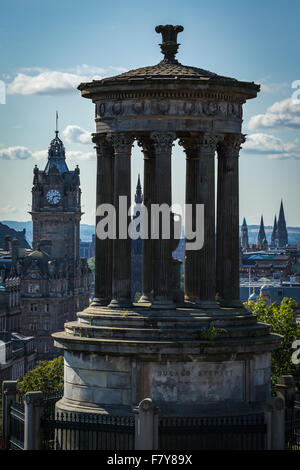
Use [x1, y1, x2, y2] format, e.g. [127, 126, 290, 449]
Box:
[6, 64, 128, 96]
[68, 150, 95, 161]
[0, 146, 32, 160]
[0, 205, 17, 215]
[0, 146, 94, 162]
[248, 98, 300, 130]
[7, 71, 87, 95]
[243, 133, 300, 159]
[32, 150, 47, 161]
[62, 125, 91, 145]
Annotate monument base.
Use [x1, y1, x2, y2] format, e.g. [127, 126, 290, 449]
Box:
[53, 303, 281, 418]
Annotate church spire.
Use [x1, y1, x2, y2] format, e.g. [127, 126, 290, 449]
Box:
[134, 174, 143, 204]
[277, 199, 288, 247]
[271, 214, 278, 247]
[257, 214, 266, 248]
[44, 112, 69, 174]
[241, 217, 249, 251]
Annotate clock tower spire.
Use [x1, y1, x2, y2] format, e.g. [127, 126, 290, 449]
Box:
[30, 118, 82, 265]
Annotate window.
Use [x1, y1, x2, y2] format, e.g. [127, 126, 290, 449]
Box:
[44, 320, 50, 331]
[44, 304, 50, 313]
[28, 284, 40, 294]
[30, 304, 38, 312]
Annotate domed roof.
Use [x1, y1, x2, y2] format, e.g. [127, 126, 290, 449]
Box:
[249, 291, 258, 301]
[78, 25, 259, 96]
[44, 124, 69, 175]
[99, 62, 236, 83]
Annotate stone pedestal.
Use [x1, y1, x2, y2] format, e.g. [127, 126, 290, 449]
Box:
[53, 303, 281, 420]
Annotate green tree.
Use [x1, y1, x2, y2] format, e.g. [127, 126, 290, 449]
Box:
[17, 356, 64, 395]
[88, 257, 95, 271]
[244, 296, 300, 391]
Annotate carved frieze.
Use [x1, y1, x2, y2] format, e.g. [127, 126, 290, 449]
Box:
[112, 102, 123, 115]
[156, 99, 170, 114]
[132, 101, 145, 114]
[183, 101, 196, 115]
[95, 98, 243, 121]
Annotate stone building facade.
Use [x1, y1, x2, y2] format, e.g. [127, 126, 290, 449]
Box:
[20, 127, 92, 361]
[0, 257, 36, 385]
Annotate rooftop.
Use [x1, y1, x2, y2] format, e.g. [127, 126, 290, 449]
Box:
[78, 24, 259, 95]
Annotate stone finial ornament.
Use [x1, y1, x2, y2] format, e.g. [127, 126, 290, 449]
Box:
[155, 24, 184, 63]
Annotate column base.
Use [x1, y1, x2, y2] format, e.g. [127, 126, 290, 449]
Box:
[108, 298, 133, 309]
[91, 297, 110, 307]
[138, 294, 152, 304]
[194, 300, 219, 309]
[218, 299, 244, 308]
[151, 299, 176, 310]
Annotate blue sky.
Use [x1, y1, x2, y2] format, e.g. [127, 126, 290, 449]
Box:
[0, 0, 300, 227]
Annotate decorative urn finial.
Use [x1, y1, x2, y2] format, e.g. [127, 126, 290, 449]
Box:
[155, 24, 184, 64]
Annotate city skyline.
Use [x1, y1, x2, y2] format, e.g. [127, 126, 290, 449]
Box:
[0, 0, 300, 226]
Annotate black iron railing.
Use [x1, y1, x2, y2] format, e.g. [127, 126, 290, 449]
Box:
[159, 413, 267, 450]
[285, 401, 300, 450]
[9, 401, 25, 450]
[41, 412, 135, 450]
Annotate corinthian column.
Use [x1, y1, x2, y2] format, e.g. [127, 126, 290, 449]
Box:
[108, 133, 134, 308]
[92, 134, 114, 306]
[137, 136, 155, 303]
[150, 131, 176, 308]
[179, 132, 220, 307]
[216, 133, 245, 307]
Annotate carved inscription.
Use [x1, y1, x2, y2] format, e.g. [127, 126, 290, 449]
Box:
[146, 362, 244, 403]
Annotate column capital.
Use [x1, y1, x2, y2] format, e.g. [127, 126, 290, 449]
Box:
[195, 132, 223, 153]
[178, 136, 197, 159]
[92, 134, 113, 157]
[108, 132, 135, 154]
[179, 132, 223, 158]
[150, 131, 176, 153]
[218, 133, 246, 157]
[137, 136, 155, 159]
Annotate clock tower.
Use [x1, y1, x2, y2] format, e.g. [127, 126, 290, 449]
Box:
[22, 120, 91, 361]
[30, 124, 82, 272]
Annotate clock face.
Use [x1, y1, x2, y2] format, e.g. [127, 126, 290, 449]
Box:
[46, 189, 61, 205]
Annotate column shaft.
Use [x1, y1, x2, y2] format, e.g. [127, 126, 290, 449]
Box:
[109, 133, 134, 308]
[180, 133, 218, 306]
[216, 134, 245, 307]
[92, 135, 114, 306]
[150, 132, 175, 308]
[138, 137, 155, 303]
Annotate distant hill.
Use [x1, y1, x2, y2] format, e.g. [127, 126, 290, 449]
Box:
[246, 225, 300, 245]
[0, 222, 31, 249]
[2, 221, 300, 246]
[2, 220, 95, 245]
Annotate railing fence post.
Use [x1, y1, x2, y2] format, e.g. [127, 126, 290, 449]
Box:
[264, 396, 285, 450]
[24, 391, 44, 450]
[2, 380, 18, 449]
[134, 398, 159, 450]
[276, 375, 295, 421]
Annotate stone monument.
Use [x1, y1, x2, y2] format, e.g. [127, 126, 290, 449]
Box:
[53, 25, 281, 442]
